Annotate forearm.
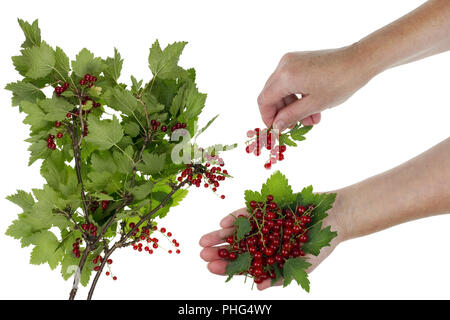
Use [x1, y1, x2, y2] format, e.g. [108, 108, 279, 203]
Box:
[354, 0, 450, 78]
[334, 138, 450, 241]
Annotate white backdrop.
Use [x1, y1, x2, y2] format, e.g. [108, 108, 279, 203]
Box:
[0, 0, 449, 300]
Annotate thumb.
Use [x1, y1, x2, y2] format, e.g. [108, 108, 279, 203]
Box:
[273, 96, 317, 131]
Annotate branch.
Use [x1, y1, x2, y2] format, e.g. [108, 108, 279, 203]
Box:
[68, 125, 91, 225]
[86, 242, 121, 300]
[122, 179, 188, 241]
[86, 180, 188, 300]
[69, 245, 91, 300]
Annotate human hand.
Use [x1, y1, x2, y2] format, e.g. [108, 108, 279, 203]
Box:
[199, 205, 344, 290]
[257, 45, 373, 131]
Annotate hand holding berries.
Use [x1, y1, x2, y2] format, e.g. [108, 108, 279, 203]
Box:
[200, 171, 338, 291]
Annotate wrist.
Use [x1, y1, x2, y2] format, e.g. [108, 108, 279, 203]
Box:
[346, 40, 385, 84]
[327, 187, 355, 243]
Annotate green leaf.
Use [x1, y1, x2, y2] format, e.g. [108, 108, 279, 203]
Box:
[169, 82, 189, 116]
[260, 171, 294, 204]
[136, 152, 166, 175]
[141, 92, 165, 114]
[148, 40, 187, 79]
[184, 83, 206, 120]
[282, 258, 311, 292]
[6, 190, 35, 211]
[171, 188, 188, 207]
[90, 151, 117, 173]
[302, 223, 337, 256]
[234, 216, 251, 241]
[39, 97, 74, 121]
[18, 19, 41, 48]
[244, 190, 264, 209]
[299, 188, 336, 224]
[72, 48, 103, 77]
[5, 81, 45, 106]
[12, 54, 30, 76]
[54, 46, 70, 79]
[29, 230, 64, 270]
[291, 135, 305, 142]
[104, 48, 123, 83]
[123, 121, 140, 137]
[25, 42, 55, 79]
[279, 134, 297, 147]
[5, 215, 35, 247]
[21, 100, 49, 132]
[290, 125, 312, 141]
[130, 75, 143, 94]
[84, 115, 124, 150]
[226, 252, 252, 282]
[28, 140, 51, 165]
[156, 188, 189, 219]
[90, 193, 114, 201]
[61, 252, 79, 280]
[113, 147, 134, 174]
[196, 114, 219, 137]
[131, 181, 154, 200]
[104, 88, 138, 115]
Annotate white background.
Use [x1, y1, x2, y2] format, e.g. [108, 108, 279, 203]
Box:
[0, 0, 449, 300]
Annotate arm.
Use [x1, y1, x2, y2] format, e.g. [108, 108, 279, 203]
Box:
[337, 137, 450, 241]
[199, 138, 450, 290]
[258, 0, 450, 131]
[359, 0, 450, 73]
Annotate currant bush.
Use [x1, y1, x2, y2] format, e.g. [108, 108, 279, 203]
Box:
[5, 19, 236, 300]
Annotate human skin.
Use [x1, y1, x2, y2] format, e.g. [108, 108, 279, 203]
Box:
[199, 138, 450, 290]
[257, 0, 450, 131]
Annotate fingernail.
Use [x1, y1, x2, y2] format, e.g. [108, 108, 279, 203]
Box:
[273, 120, 285, 131]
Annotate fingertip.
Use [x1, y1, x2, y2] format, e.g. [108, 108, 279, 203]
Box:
[198, 234, 209, 247]
[220, 214, 235, 228]
[301, 116, 313, 126]
[207, 260, 228, 275]
[273, 120, 287, 132]
[312, 113, 321, 125]
[257, 279, 272, 290]
[200, 247, 221, 262]
[220, 208, 248, 228]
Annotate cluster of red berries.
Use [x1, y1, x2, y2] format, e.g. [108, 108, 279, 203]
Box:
[129, 223, 181, 255]
[81, 96, 101, 109]
[221, 194, 315, 284]
[92, 255, 117, 280]
[170, 122, 187, 132]
[81, 223, 98, 237]
[148, 119, 187, 133]
[54, 82, 70, 96]
[176, 162, 228, 199]
[150, 119, 166, 132]
[245, 128, 286, 170]
[79, 73, 97, 87]
[72, 238, 82, 258]
[46, 133, 61, 150]
[89, 200, 110, 213]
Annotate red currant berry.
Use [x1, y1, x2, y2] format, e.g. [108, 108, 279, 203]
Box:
[218, 248, 229, 258]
